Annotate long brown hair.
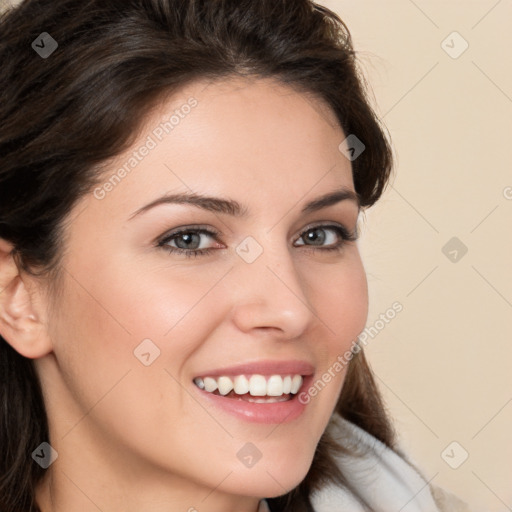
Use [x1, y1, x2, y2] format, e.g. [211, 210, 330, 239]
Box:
[0, 1, 402, 510]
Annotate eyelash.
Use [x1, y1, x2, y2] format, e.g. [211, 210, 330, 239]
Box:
[156, 223, 358, 258]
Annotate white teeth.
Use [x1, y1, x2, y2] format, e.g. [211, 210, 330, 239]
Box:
[194, 377, 205, 389]
[233, 375, 250, 394]
[266, 375, 284, 396]
[217, 376, 233, 396]
[203, 377, 217, 393]
[291, 375, 303, 394]
[282, 375, 292, 394]
[249, 375, 267, 396]
[193, 374, 304, 397]
[246, 396, 290, 403]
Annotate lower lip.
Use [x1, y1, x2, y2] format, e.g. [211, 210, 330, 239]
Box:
[193, 375, 313, 424]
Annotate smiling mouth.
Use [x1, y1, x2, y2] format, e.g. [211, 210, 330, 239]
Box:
[193, 374, 304, 403]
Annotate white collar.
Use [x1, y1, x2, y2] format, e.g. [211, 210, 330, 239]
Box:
[258, 498, 270, 512]
[309, 414, 441, 511]
[259, 414, 441, 512]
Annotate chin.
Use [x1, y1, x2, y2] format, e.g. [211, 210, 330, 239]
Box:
[224, 452, 314, 498]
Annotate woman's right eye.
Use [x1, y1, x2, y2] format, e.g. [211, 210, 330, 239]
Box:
[157, 227, 220, 258]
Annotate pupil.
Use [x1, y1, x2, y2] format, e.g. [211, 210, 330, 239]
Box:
[178, 232, 198, 249]
[307, 229, 324, 245]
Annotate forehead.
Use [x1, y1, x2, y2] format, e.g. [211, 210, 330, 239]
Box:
[81, 76, 355, 223]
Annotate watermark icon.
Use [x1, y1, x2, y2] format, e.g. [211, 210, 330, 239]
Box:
[503, 186, 512, 200]
[32, 442, 58, 469]
[442, 236, 468, 263]
[236, 236, 264, 264]
[237, 442, 262, 468]
[298, 301, 403, 404]
[338, 134, 366, 161]
[133, 338, 161, 366]
[93, 97, 198, 200]
[441, 31, 469, 59]
[441, 441, 469, 469]
[31, 32, 58, 58]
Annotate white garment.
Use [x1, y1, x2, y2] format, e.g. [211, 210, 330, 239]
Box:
[310, 414, 442, 511]
[258, 498, 271, 512]
[259, 413, 474, 512]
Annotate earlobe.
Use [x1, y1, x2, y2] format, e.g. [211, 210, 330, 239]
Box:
[0, 238, 53, 359]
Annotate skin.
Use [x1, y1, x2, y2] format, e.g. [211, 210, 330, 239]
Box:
[0, 77, 368, 512]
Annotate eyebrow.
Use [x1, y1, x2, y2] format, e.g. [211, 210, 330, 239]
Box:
[128, 187, 360, 221]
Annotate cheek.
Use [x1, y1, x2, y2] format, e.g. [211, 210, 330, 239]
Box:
[298, 253, 368, 410]
[50, 256, 234, 432]
[48, 261, 223, 463]
[308, 252, 369, 351]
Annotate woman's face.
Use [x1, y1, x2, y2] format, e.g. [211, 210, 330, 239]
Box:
[36, 77, 368, 509]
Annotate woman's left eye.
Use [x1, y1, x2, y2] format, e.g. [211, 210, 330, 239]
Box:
[156, 224, 358, 258]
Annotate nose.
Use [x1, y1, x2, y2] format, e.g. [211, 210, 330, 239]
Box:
[227, 239, 321, 340]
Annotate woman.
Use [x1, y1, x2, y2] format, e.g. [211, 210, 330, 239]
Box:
[0, 0, 474, 511]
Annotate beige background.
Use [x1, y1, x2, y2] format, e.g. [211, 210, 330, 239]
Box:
[318, 1, 512, 510]
[2, 0, 511, 509]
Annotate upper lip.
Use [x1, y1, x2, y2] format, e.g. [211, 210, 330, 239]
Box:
[194, 359, 315, 378]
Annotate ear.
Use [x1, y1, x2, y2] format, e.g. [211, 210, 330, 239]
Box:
[0, 238, 53, 358]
